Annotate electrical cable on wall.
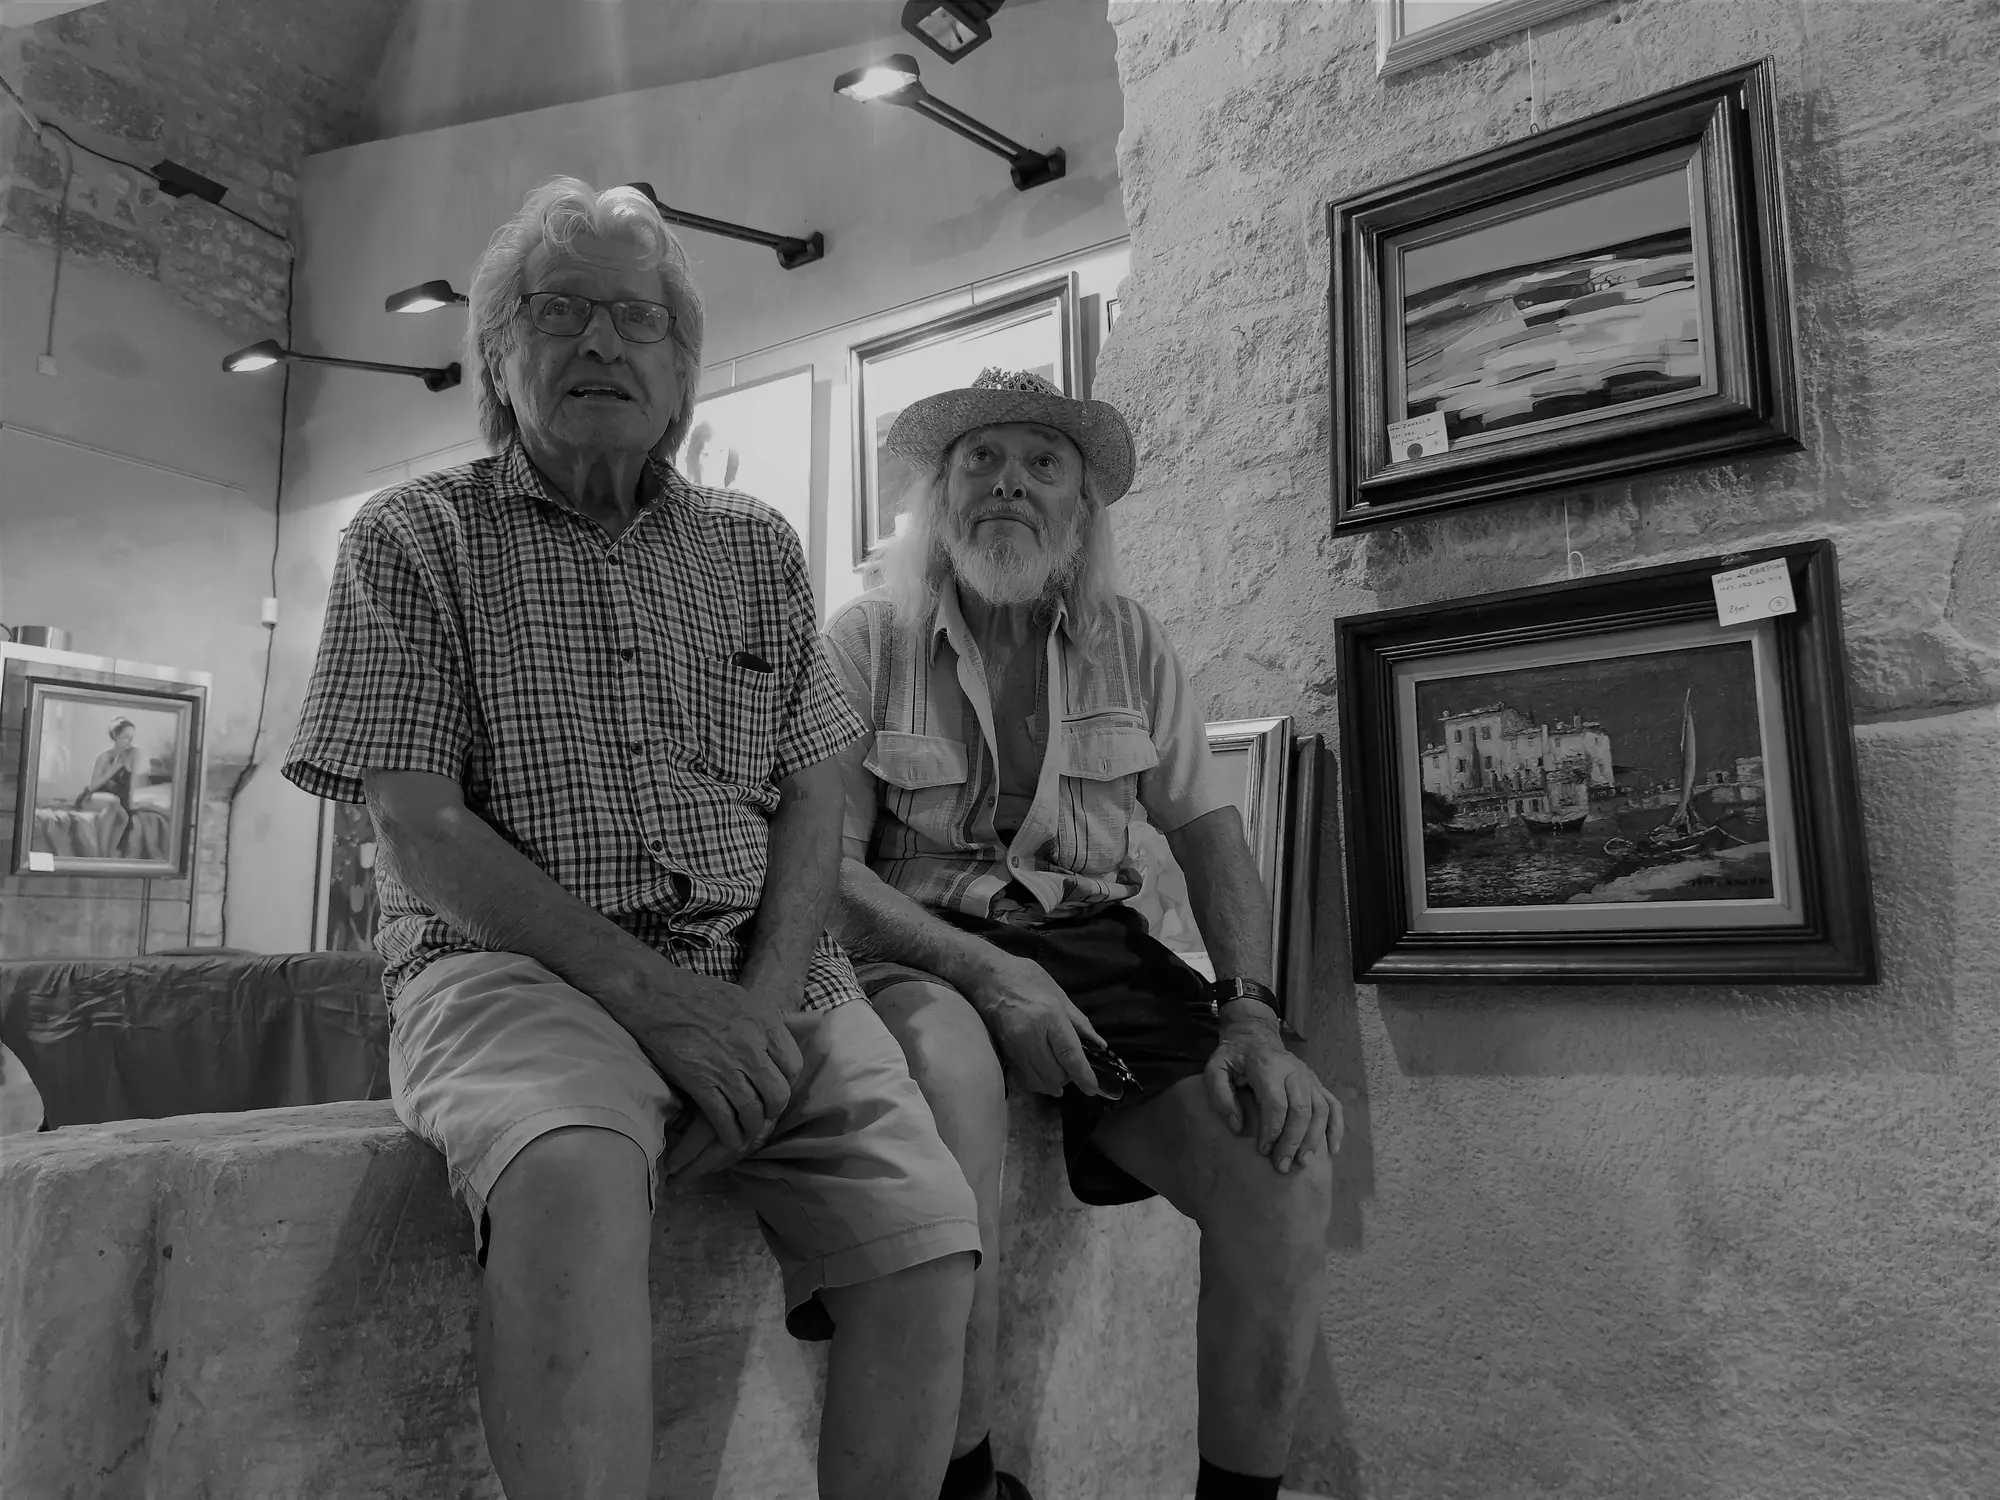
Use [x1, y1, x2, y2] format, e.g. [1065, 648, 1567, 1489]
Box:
[216, 247, 295, 949]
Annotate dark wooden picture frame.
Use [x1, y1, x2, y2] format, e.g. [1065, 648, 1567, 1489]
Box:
[1330, 60, 1800, 534]
[1336, 540, 1876, 983]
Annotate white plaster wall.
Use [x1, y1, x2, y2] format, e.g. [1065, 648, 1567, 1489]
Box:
[228, 0, 1127, 952]
[1094, 2, 2000, 1494]
[0, 232, 280, 950]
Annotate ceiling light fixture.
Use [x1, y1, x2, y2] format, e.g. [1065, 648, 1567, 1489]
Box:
[624, 182, 824, 270]
[384, 279, 468, 313]
[901, 0, 1002, 63]
[833, 53, 1064, 191]
[151, 159, 228, 204]
[222, 339, 462, 392]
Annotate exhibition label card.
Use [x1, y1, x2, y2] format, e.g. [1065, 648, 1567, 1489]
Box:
[1712, 559, 1797, 626]
[1386, 411, 1448, 462]
[26, 851, 54, 871]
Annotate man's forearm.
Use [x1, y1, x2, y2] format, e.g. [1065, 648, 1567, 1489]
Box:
[738, 759, 846, 1006]
[832, 857, 1015, 998]
[367, 787, 729, 1029]
[1167, 806, 1276, 997]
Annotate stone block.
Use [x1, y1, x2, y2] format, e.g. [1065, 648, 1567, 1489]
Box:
[3, 182, 160, 279]
[25, 49, 164, 144]
[0, 1097, 1200, 1499]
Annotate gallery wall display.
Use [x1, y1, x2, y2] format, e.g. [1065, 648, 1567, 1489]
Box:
[1336, 540, 1876, 983]
[1, 643, 209, 880]
[1125, 717, 1307, 1018]
[1330, 61, 1800, 533]
[1376, 0, 1605, 77]
[311, 798, 380, 953]
[675, 364, 815, 546]
[849, 273, 1079, 564]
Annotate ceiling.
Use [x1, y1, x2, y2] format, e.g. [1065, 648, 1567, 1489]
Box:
[356, 0, 1050, 146]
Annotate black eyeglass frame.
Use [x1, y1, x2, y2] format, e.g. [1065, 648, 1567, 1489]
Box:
[517, 291, 679, 344]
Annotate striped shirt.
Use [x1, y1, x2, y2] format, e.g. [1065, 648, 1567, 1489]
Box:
[823, 582, 1225, 920]
[284, 441, 867, 1009]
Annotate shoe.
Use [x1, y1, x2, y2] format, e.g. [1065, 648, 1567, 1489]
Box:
[994, 1473, 1036, 1500]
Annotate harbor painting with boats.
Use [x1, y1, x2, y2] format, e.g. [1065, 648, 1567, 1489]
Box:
[1413, 641, 1774, 909]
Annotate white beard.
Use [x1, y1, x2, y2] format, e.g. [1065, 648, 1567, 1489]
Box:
[945, 508, 1088, 608]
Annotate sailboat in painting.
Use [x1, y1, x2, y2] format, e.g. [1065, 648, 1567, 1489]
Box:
[1602, 690, 1728, 865]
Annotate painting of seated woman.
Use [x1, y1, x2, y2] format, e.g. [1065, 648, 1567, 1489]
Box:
[18, 683, 200, 877]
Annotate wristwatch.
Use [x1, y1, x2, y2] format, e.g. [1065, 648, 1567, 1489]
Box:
[1211, 977, 1280, 1014]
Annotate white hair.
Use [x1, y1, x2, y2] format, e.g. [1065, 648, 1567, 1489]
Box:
[465, 176, 706, 458]
[881, 438, 1122, 657]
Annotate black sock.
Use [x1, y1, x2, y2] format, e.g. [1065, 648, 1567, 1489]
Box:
[940, 1435, 995, 1500]
[1195, 1456, 1283, 1500]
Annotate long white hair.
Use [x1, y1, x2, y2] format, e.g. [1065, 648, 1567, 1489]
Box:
[881, 443, 1123, 657]
[465, 176, 706, 459]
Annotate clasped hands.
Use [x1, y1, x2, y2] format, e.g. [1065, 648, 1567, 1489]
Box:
[621, 969, 803, 1184]
[969, 954, 1342, 1175]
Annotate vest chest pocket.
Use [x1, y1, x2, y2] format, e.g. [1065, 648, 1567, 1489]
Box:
[1064, 718, 1160, 782]
[865, 732, 970, 789]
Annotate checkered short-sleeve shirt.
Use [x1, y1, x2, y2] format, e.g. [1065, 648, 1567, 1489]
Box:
[284, 442, 867, 1008]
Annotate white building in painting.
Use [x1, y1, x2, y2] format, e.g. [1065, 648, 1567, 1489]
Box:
[1419, 703, 1615, 824]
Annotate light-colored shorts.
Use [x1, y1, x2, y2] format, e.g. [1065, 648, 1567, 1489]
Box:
[387, 950, 982, 1339]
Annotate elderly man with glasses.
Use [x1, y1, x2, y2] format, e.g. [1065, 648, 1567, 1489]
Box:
[285, 177, 981, 1500]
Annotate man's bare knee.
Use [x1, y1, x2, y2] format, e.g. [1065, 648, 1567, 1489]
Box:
[485, 1125, 652, 1265]
[820, 1249, 977, 1330]
[871, 981, 1004, 1110]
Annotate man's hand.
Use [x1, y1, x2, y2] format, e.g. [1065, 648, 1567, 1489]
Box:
[626, 970, 804, 1155]
[967, 954, 1110, 1098]
[1203, 1012, 1342, 1174]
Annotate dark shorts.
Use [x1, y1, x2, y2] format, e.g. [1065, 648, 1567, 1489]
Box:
[856, 904, 1220, 1206]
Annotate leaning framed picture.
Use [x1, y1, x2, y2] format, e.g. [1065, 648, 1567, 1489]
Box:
[1377, 0, 1605, 78]
[1125, 716, 1294, 996]
[849, 274, 1079, 564]
[1330, 61, 1800, 533]
[2, 644, 209, 879]
[1337, 540, 1876, 983]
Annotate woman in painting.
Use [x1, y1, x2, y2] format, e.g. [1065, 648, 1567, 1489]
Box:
[76, 717, 140, 813]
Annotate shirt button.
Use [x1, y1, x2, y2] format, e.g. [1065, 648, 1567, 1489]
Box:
[619, 647, 636, 663]
[627, 741, 644, 755]
[647, 838, 664, 852]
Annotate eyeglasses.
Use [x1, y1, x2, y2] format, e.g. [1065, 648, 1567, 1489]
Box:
[518, 291, 677, 344]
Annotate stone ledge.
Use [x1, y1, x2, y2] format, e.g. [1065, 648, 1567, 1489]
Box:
[1, 1098, 1199, 1499]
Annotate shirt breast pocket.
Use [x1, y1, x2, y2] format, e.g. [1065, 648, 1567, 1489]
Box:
[864, 731, 971, 846]
[1062, 715, 1160, 847]
[695, 653, 786, 786]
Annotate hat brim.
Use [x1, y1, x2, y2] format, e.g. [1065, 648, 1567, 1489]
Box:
[883, 387, 1136, 505]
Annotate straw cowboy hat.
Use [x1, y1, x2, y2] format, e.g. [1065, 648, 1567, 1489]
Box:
[884, 367, 1137, 504]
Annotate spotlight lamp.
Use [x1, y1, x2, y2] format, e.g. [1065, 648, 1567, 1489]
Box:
[624, 182, 825, 271]
[833, 53, 1065, 192]
[222, 339, 462, 393]
[385, 279, 469, 313]
[901, 0, 1002, 63]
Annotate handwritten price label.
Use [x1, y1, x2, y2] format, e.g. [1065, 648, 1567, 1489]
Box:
[1712, 559, 1796, 626]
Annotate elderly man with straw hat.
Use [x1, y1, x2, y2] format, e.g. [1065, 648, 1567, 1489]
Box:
[824, 369, 1342, 1500]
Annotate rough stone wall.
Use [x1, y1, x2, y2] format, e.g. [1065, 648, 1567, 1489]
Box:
[0, 0, 402, 339]
[1097, 1, 2000, 1495]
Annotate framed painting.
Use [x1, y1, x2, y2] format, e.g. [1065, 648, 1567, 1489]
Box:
[1337, 540, 1876, 983]
[1330, 61, 1800, 532]
[1377, 0, 1606, 77]
[4, 645, 208, 880]
[311, 798, 381, 953]
[1124, 716, 1295, 1004]
[676, 364, 814, 547]
[849, 274, 1079, 564]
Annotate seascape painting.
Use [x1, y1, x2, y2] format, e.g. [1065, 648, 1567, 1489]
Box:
[1399, 168, 1706, 445]
[1413, 641, 1776, 910]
